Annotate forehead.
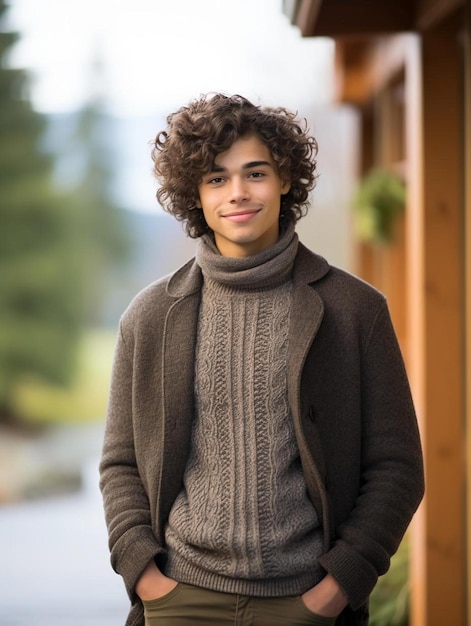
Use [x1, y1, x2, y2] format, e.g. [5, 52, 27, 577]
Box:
[213, 134, 275, 167]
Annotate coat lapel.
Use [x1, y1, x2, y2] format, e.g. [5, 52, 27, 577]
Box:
[287, 244, 328, 417]
[288, 247, 332, 549]
[156, 264, 202, 539]
[287, 282, 324, 418]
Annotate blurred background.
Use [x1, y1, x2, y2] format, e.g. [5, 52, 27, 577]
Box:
[0, 1, 355, 624]
[1, 0, 470, 625]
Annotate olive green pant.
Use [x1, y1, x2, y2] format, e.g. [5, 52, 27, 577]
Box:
[143, 583, 337, 626]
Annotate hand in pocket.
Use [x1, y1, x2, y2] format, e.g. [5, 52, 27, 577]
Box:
[136, 561, 178, 602]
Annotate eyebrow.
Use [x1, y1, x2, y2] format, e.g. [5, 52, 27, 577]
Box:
[209, 160, 274, 174]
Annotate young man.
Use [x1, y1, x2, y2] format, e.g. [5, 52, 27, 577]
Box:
[100, 94, 424, 626]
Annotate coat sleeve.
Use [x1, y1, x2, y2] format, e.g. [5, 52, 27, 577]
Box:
[99, 322, 164, 601]
[318, 299, 425, 609]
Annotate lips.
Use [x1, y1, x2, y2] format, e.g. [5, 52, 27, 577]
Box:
[223, 209, 260, 223]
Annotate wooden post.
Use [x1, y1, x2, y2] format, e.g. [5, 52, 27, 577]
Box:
[405, 36, 428, 626]
[464, 2, 471, 624]
[410, 14, 466, 625]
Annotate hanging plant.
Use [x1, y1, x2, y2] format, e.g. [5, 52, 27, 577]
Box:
[353, 169, 406, 243]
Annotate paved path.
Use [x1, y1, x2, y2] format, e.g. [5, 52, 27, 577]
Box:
[0, 457, 129, 626]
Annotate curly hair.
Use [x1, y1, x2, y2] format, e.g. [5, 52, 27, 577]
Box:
[152, 93, 318, 238]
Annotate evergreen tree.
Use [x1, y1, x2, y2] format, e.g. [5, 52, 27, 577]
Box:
[0, 1, 83, 422]
[70, 74, 131, 326]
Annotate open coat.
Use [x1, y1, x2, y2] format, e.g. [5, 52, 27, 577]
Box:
[100, 243, 424, 626]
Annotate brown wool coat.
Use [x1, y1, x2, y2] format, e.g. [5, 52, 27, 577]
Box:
[99, 243, 424, 626]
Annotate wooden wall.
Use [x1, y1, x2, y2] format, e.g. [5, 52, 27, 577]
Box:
[287, 1, 471, 622]
[413, 11, 466, 624]
[338, 18, 468, 626]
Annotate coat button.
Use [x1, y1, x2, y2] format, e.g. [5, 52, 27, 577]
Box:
[308, 406, 316, 422]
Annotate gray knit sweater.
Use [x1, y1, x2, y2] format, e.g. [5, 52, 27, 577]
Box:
[164, 226, 325, 596]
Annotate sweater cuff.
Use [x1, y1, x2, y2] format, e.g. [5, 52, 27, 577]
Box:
[111, 526, 165, 601]
[318, 541, 378, 610]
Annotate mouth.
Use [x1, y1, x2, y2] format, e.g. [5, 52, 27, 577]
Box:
[223, 209, 261, 223]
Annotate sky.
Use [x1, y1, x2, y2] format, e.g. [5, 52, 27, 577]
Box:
[2, 0, 341, 218]
[5, 0, 335, 117]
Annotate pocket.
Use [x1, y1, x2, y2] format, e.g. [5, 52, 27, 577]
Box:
[142, 583, 181, 608]
[295, 597, 338, 625]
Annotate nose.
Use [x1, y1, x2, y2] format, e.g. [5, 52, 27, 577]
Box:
[229, 177, 249, 203]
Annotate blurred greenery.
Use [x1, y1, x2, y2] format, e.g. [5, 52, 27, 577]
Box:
[0, 0, 83, 421]
[354, 169, 405, 243]
[69, 69, 131, 326]
[10, 328, 115, 425]
[0, 2, 130, 425]
[370, 537, 410, 626]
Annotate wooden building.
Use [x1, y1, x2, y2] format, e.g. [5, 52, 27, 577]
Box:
[283, 1, 471, 624]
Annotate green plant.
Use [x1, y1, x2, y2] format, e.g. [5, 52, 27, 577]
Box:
[369, 537, 410, 626]
[354, 169, 406, 243]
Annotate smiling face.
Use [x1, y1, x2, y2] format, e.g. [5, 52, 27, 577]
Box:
[196, 134, 290, 258]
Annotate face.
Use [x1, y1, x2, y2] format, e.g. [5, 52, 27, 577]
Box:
[196, 134, 290, 258]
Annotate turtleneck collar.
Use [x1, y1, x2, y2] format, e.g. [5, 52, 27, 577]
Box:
[195, 221, 299, 291]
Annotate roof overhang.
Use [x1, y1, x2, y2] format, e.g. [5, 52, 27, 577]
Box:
[283, 0, 465, 37]
[284, 0, 415, 37]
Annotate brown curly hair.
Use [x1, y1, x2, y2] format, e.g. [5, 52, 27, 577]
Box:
[152, 93, 318, 238]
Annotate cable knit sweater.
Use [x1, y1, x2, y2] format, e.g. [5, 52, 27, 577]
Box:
[164, 226, 325, 596]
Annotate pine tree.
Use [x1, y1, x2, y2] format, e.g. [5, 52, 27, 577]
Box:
[0, 1, 83, 422]
[70, 74, 131, 326]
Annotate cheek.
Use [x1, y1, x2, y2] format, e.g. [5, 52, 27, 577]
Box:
[194, 188, 203, 209]
[199, 203, 214, 225]
[197, 186, 212, 207]
[198, 188, 221, 212]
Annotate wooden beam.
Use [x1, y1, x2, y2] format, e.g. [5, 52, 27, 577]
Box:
[464, 2, 471, 624]
[291, 0, 466, 38]
[336, 35, 417, 106]
[416, 0, 465, 30]
[410, 15, 466, 626]
[296, 0, 415, 37]
[334, 39, 373, 105]
[404, 35, 427, 626]
[295, 0, 323, 36]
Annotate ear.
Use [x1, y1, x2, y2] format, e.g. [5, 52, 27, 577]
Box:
[281, 180, 291, 195]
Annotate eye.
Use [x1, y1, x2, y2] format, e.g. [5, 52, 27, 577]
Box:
[248, 171, 265, 179]
[208, 176, 225, 184]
